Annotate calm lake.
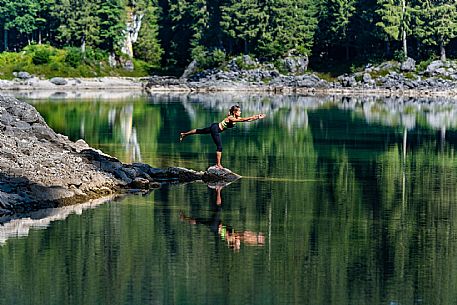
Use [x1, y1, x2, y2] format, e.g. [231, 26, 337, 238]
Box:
[2, 92, 457, 305]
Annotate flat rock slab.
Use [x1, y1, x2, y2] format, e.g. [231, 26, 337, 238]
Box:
[202, 166, 242, 183]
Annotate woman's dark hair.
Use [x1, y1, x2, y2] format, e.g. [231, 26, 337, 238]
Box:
[229, 104, 240, 115]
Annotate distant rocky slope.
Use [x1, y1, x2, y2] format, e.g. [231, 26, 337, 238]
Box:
[0, 94, 240, 216]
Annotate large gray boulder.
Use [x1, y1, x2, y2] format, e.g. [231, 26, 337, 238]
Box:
[373, 61, 400, 72]
[181, 60, 199, 80]
[401, 57, 416, 72]
[16, 72, 32, 79]
[240, 55, 257, 67]
[425, 60, 445, 75]
[281, 55, 309, 74]
[362, 73, 373, 83]
[50, 77, 68, 86]
[338, 75, 357, 87]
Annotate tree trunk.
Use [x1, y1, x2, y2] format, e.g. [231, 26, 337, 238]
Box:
[244, 40, 248, 54]
[402, 29, 407, 58]
[228, 39, 233, 54]
[38, 30, 42, 45]
[345, 45, 350, 60]
[401, 0, 407, 57]
[81, 35, 86, 54]
[3, 28, 8, 51]
[385, 39, 390, 58]
[440, 41, 446, 61]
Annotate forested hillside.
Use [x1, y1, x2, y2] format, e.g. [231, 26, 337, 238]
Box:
[1, 0, 456, 75]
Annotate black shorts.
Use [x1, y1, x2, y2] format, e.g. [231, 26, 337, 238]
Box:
[196, 123, 223, 152]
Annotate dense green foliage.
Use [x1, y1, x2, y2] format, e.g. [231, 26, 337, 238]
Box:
[2, 0, 457, 75]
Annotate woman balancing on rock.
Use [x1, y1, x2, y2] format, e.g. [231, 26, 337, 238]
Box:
[179, 105, 266, 169]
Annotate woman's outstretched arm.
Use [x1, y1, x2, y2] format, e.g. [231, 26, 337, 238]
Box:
[230, 114, 266, 122]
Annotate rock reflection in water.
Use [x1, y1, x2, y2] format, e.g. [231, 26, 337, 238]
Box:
[8, 90, 146, 100]
[0, 196, 115, 245]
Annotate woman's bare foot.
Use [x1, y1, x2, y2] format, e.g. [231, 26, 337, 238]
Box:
[215, 164, 224, 169]
[179, 133, 185, 142]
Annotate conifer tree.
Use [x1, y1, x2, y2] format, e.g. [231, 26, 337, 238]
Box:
[258, 0, 318, 58]
[167, 0, 194, 66]
[188, 0, 210, 59]
[97, 0, 126, 52]
[134, 1, 163, 66]
[416, 0, 457, 61]
[314, 0, 357, 60]
[376, 0, 413, 58]
[168, 0, 223, 66]
[52, 0, 101, 51]
[351, 0, 383, 57]
[36, 0, 56, 44]
[220, 0, 266, 54]
[325, 0, 357, 59]
[0, 0, 41, 48]
[0, 0, 14, 50]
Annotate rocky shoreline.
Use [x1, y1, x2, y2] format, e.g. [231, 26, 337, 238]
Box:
[145, 58, 457, 98]
[0, 76, 147, 91]
[4, 58, 457, 98]
[0, 94, 240, 216]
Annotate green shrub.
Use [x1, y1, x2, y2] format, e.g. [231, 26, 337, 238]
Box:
[417, 57, 437, 72]
[191, 46, 226, 69]
[84, 47, 107, 61]
[12, 62, 28, 72]
[235, 55, 258, 70]
[315, 72, 336, 82]
[370, 69, 390, 78]
[211, 49, 226, 67]
[0, 52, 31, 66]
[393, 50, 406, 62]
[404, 72, 417, 79]
[350, 64, 364, 73]
[33, 50, 51, 65]
[65, 47, 83, 68]
[24, 44, 55, 65]
[49, 62, 61, 72]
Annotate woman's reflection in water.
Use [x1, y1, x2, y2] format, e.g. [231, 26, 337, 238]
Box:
[179, 183, 265, 250]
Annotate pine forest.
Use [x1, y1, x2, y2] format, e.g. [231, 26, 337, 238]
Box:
[1, 0, 457, 75]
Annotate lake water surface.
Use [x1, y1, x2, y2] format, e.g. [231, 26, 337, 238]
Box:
[2, 93, 457, 305]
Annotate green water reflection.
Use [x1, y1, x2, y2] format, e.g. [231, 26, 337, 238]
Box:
[1, 94, 457, 304]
